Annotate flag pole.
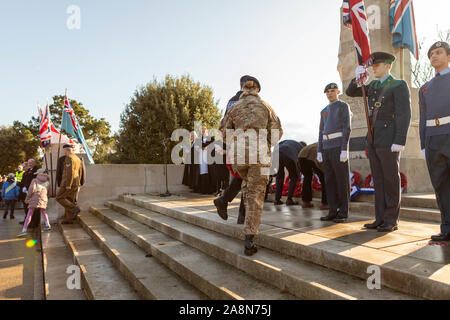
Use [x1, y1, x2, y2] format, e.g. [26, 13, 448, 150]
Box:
[400, 47, 405, 80]
[55, 89, 66, 195]
[47, 99, 55, 197]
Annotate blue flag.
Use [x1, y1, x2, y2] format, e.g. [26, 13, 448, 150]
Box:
[390, 0, 419, 60]
[62, 94, 95, 164]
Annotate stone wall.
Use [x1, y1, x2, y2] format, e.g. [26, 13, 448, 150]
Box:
[47, 164, 189, 223]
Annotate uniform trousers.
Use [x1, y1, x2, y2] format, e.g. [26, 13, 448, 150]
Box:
[275, 157, 299, 201]
[425, 134, 450, 234]
[367, 143, 401, 226]
[56, 186, 79, 222]
[322, 147, 350, 218]
[299, 158, 327, 204]
[234, 165, 269, 236]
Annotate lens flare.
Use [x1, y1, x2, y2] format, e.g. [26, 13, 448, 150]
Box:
[26, 240, 37, 248]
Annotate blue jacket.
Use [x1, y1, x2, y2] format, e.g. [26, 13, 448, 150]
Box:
[2, 180, 20, 200]
[419, 70, 450, 150]
[318, 100, 352, 152]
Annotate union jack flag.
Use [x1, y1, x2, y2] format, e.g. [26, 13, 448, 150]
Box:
[390, 0, 419, 60]
[343, 0, 372, 84]
[39, 104, 52, 148]
[63, 95, 79, 134]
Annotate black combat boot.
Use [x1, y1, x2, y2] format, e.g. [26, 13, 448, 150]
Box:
[244, 235, 258, 256]
[213, 196, 228, 221]
[237, 198, 246, 225]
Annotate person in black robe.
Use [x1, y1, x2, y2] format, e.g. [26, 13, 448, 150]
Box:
[192, 127, 217, 195]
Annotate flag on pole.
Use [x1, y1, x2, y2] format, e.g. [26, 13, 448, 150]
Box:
[39, 104, 52, 148]
[61, 94, 95, 164]
[343, 0, 372, 85]
[390, 0, 419, 60]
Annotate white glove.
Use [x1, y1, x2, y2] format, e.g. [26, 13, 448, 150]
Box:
[422, 149, 426, 159]
[355, 65, 366, 79]
[340, 151, 349, 162]
[391, 144, 405, 153]
[22, 187, 27, 193]
[317, 152, 323, 163]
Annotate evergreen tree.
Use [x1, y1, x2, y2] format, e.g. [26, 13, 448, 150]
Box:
[115, 74, 221, 164]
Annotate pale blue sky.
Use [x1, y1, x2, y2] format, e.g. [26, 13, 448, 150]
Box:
[0, 1, 449, 143]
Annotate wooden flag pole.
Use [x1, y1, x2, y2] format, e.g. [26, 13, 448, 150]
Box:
[362, 84, 374, 145]
[400, 47, 405, 80]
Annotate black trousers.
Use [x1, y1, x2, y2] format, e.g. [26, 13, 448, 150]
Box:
[275, 157, 299, 201]
[299, 158, 328, 204]
[367, 143, 401, 226]
[4, 200, 16, 215]
[222, 176, 242, 203]
[322, 147, 350, 218]
[425, 134, 450, 234]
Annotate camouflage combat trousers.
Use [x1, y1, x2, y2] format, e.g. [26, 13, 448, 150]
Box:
[233, 165, 270, 236]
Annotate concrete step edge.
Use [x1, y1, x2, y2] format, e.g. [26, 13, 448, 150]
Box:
[89, 206, 296, 301]
[103, 201, 418, 300]
[119, 195, 450, 300]
[77, 212, 207, 300]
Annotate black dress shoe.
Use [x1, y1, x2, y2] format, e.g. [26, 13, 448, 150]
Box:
[377, 224, 398, 232]
[61, 220, 74, 225]
[320, 215, 337, 221]
[333, 217, 347, 223]
[364, 221, 383, 229]
[213, 197, 228, 221]
[286, 199, 299, 206]
[431, 233, 450, 242]
[19, 221, 25, 225]
[3, 213, 6, 219]
[73, 208, 81, 219]
[274, 200, 284, 206]
[10, 215, 14, 220]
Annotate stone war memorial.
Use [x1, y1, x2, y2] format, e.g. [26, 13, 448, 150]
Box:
[1, 1, 449, 306]
[338, 0, 432, 193]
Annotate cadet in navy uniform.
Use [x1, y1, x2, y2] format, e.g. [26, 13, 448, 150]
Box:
[347, 52, 411, 232]
[317, 83, 352, 223]
[273, 140, 305, 206]
[419, 41, 450, 242]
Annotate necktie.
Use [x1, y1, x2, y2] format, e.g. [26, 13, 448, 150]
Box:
[436, 73, 441, 77]
[373, 80, 381, 89]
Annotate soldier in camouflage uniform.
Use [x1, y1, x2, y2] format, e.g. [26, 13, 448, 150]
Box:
[220, 79, 283, 256]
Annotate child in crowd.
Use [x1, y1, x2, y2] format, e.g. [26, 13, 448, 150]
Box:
[2, 173, 19, 219]
[17, 169, 51, 237]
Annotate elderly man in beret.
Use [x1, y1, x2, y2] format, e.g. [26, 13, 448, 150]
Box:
[419, 41, 450, 242]
[346, 52, 411, 232]
[56, 144, 84, 224]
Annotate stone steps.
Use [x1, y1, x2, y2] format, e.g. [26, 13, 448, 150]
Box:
[77, 212, 208, 300]
[41, 227, 86, 300]
[268, 194, 441, 223]
[100, 200, 416, 300]
[86, 207, 296, 300]
[57, 221, 140, 300]
[119, 194, 450, 300]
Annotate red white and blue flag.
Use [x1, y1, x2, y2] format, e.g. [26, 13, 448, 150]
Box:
[39, 104, 52, 148]
[390, 0, 419, 60]
[343, 0, 372, 85]
[61, 93, 95, 164]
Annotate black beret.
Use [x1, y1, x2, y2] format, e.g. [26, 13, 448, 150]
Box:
[371, 52, 396, 64]
[428, 41, 450, 58]
[63, 144, 74, 149]
[240, 75, 261, 91]
[324, 83, 339, 93]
